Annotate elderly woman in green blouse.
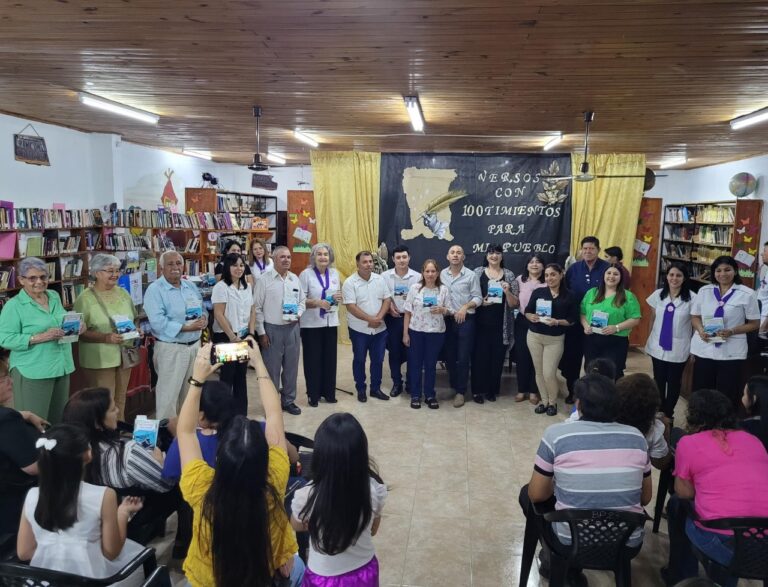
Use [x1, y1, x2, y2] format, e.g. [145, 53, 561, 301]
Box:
[73, 253, 138, 420]
[0, 257, 76, 423]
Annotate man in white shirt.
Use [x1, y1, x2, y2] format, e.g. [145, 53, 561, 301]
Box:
[253, 246, 306, 415]
[342, 251, 392, 402]
[440, 245, 482, 408]
[381, 245, 421, 397]
[758, 242, 768, 335]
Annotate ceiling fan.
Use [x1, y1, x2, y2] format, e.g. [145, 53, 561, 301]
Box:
[248, 106, 278, 190]
[543, 111, 664, 191]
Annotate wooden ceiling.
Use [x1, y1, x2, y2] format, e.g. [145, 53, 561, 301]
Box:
[1, 0, 768, 168]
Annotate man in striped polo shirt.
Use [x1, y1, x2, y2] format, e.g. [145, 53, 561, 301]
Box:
[519, 374, 652, 580]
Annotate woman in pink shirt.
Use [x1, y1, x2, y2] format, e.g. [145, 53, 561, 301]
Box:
[666, 388, 768, 586]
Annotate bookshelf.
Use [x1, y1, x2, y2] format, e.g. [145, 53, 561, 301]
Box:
[659, 199, 763, 291]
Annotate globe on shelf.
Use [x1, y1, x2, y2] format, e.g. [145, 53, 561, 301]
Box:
[729, 172, 758, 198]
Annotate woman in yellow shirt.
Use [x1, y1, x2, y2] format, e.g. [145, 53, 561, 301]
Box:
[177, 341, 304, 587]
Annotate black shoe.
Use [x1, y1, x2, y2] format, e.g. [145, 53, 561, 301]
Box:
[546, 404, 558, 416]
[535, 403, 548, 414]
[485, 394, 497, 402]
[410, 399, 421, 409]
[565, 393, 575, 404]
[370, 389, 390, 401]
[324, 397, 338, 404]
[282, 403, 302, 415]
[425, 398, 439, 409]
[473, 394, 485, 404]
[308, 398, 318, 407]
[390, 383, 404, 397]
[357, 393, 367, 403]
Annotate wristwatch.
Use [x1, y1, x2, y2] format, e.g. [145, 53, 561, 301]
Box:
[187, 377, 204, 387]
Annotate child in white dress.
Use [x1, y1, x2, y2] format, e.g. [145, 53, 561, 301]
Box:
[17, 423, 144, 585]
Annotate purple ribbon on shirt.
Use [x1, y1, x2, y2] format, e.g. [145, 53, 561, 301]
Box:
[658, 301, 676, 351]
[712, 287, 736, 348]
[254, 258, 266, 273]
[313, 268, 330, 318]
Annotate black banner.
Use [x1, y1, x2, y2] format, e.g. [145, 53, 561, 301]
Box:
[378, 153, 572, 274]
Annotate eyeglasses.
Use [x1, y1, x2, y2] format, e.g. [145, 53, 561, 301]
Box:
[22, 275, 48, 282]
[99, 269, 120, 275]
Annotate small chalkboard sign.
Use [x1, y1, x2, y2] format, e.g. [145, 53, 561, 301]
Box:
[14, 134, 50, 166]
[251, 173, 277, 190]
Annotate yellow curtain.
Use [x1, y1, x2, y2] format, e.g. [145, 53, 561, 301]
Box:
[569, 153, 646, 272]
[310, 151, 381, 342]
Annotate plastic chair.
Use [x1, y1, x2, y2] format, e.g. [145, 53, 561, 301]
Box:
[519, 508, 646, 587]
[691, 516, 768, 586]
[653, 466, 673, 533]
[0, 547, 157, 586]
[140, 565, 172, 587]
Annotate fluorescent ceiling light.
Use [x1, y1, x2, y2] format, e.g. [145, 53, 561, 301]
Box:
[183, 149, 212, 160]
[267, 152, 286, 164]
[543, 133, 563, 151]
[659, 157, 687, 169]
[294, 129, 319, 148]
[403, 96, 425, 132]
[730, 106, 768, 130]
[78, 92, 159, 124]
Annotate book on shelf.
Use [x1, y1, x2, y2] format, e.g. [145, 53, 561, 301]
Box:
[0, 232, 16, 259]
[662, 242, 690, 259]
[45, 261, 56, 279]
[60, 257, 84, 279]
[184, 237, 200, 253]
[696, 205, 735, 224]
[61, 283, 85, 307]
[85, 230, 102, 251]
[664, 225, 694, 241]
[104, 232, 152, 251]
[694, 226, 732, 246]
[0, 201, 14, 230]
[0, 266, 15, 290]
[43, 236, 59, 256]
[152, 233, 176, 252]
[23, 235, 44, 257]
[665, 206, 694, 223]
[58, 234, 81, 254]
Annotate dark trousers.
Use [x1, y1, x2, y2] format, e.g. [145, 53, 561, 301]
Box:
[127, 486, 186, 547]
[514, 313, 538, 395]
[692, 356, 743, 409]
[348, 328, 388, 394]
[300, 326, 338, 402]
[212, 332, 249, 416]
[651, 357, 687, 417]
[407, 329, 445, 400]
[471, 319, 507, 399]
[444, 314, 476, 395]
[584, 334, 630, 379]
[559, 324, 585, 394]
[384, 314, 408, 386]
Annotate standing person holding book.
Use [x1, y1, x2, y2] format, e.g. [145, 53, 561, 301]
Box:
[381, 245, 421, 398]
[75, 253, 139, 421]
[299, 243, 342, 407]
[645, 262, 696, 418]
[524, 263, 579, 415]
[402, 259, 452, 409]
[691, 255, 760, 408]
[0, 257, 80, 424]
[211, 253, 256, 415]
[514, 255, 547, 403]
[471, 244, 519, 403]
[580, 264, 642, 380]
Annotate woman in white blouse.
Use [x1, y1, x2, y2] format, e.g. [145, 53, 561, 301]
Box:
[249, 237, 273, 278]
[299, 243, 342, 407]
[691, 255, 760, 408]
[211, 253, 256, 415]
[403, 259, 452, 410]
[645, 263, 696, 418]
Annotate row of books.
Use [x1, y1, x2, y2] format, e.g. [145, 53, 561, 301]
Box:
[217, 194, 274, 215]
[6, 207, 105, 230]
[697, 205, 735, 224]
[103, 209, 243, 231]
[59, 235, 82, 254]
[185, 237, 201, 253]
[103, 233, 153, 252]
[61, 283, 85, 307]
[0, 266, 15, 290]
[694, 226, 733, 246]
[61, 257, 84, 279]
[663, 225, 695, 241]
[692, 245, 729, 265]
[662, 243, 690, 259]
[184, 260, 216, 276]
[665, 206, 696, 223]
[85, 231, 102, 250]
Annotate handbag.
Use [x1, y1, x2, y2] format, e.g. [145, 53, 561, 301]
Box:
[90, 288, 142, 370]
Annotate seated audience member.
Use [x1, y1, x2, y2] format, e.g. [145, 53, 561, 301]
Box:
[520, 374, 652, 581]
[291, 413, 386, 586]
[17, 424, 144, 581]
[742, 375, 768, 450]
[62, 388, 182, 547]
[585, 357, 617, 381]
[616, 374, 671, 469]
[177, 343, 304, 587]
[0, 357, 45, 536]
[666, 389, 768, 586]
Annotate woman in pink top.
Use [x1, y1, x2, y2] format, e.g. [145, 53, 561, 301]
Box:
[514, 255, 547, 403]
[667, 388, 768, 586]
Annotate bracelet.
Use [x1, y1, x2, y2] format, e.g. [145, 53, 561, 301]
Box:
[187, 377, 204, 387]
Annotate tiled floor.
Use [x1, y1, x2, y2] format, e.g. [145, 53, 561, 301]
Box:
[154, 345, 754, 586]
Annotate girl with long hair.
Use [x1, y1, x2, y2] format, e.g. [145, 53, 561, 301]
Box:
[291, 413, 386, 586]
[580, 264, 641, 379]
[514, 254, 547, 403]
[250, 237, 273, 277]
[17, 423, 144, 582]
[177, 342, 304, 587]
[402, 259, 452, 409]
[645, 262, 696, 417]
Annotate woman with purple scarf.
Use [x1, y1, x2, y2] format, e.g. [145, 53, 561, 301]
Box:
[645, 262, 696, 417]
[690, 255, 760, 409]
[299, 243, 342, 407]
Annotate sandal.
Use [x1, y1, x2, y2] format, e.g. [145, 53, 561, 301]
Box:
[514, 393, 527, 402]
[425, 398, 439, 409]
[529, 394, 541, 405]
[410, 399, 421, 409]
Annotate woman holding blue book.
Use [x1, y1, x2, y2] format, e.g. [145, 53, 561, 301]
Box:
[580, 264, 641, 380]
[524, 263, 579, 415]
[690, 255, 759, 409]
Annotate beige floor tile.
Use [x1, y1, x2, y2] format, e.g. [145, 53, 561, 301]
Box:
[402, 546, 472, 587]
[407, 515, 471, 549]
[416, 464, 469, 493]
[386, 486, 417, 516]
[471, 551, 536, 587]
[414, 489, 469, 518]
[470, 519, 526, 554]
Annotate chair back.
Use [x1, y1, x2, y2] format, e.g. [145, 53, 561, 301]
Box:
[701, 517, 768, 580]
[543, 509, 646, 569]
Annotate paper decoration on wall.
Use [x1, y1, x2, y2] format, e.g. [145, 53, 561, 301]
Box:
[748, 247, 757, 255]
[737, 227, 746, 234]
[643, 235, 653, 243]
[309, 217, 316, 224]
[289, 213, 298, 224]
[162, 169, 179, 212]
[293, 227, 313, 244]
[734, 250, 756, 267]
[634, 239, 651, 257]
[741, 218, 751, 225]
[744, 236, 754, 243]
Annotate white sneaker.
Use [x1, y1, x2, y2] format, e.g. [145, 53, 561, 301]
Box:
[453, 394, 465, 408]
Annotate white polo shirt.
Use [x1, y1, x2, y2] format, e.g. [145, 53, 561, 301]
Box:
[690, 283, 759, 360]
[298, 267, 341, 329]
[253, 268, 306, 335]
[342, 272, 390, 335]
[381, 267, 421, 313]
[644, 288, 697, 364]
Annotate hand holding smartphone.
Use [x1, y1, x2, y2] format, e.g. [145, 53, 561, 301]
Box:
[211, 340, 253, 365]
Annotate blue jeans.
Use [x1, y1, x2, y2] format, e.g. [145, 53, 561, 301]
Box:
[443, 315, 475, 395]
[348, 329, 388, 393]
[686, 518, 737, 587]
[407, 329, 445, 400]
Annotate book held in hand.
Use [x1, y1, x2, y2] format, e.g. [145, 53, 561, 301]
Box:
[535, 299, 554, 324]
[703, 316, 726, 343]
[590, 310, 610, 333]
[324, 291, 339, 313]
[112, 314, 139, 340]
[486, 280, 503, 304]
[59, 312, 83, 343]
[133, 416, 160, 450]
